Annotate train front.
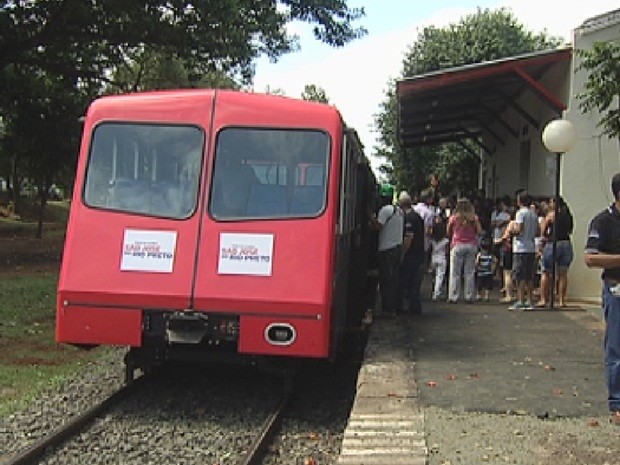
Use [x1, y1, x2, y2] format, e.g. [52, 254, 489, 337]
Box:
[56, 90, 347, 371]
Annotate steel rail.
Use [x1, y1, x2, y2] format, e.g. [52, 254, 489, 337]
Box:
[2, 377, 143, 465]
[236, 377, 293, 465]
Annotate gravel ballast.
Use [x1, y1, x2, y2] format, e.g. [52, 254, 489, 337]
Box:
[1, 337, 365, 465]
[5, 298, 619, 465]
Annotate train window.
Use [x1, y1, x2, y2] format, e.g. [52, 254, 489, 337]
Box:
[338, 132, 359, 235]
[83, 123, 204, 219]
[210, 128, 329, 219]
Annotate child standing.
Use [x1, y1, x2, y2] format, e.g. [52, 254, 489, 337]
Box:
[430, 220, 449, 301]
[476, 238, 497, 301]
[496, 218, 515, 303]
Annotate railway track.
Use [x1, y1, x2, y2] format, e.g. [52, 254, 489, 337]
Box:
[236, 378, 293, 465]
[2, 377, 144, 465]
[2, 370, 293, 465]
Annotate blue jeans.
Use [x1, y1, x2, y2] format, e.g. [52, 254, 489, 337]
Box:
[603, 283, 620, 412]
[541, 240, 574, 271]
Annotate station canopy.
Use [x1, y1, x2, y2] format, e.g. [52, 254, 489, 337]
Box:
[396, 48, 572, 154]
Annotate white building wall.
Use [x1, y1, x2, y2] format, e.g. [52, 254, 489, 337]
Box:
[484, 58, 571, 200]
[483, 9, 619, 303]
[563, 9, 620, 302]
[529, 62, 572, 198]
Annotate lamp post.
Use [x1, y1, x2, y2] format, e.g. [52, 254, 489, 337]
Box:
[542, 119, 577, 309]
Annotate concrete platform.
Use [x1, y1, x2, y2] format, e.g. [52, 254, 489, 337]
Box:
[338, 317, 427, 465]
[337, 279, 608, 465]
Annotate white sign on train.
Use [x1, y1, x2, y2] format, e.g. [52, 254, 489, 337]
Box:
[120, 229, 178, 273]
[218, 232, 274, 276]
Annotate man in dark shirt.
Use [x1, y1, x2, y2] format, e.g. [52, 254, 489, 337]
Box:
[399, 191, 425, 314]
[584, 172, 620, 425]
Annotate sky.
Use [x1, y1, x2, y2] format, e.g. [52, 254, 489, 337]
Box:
[252, 0, 619, 174]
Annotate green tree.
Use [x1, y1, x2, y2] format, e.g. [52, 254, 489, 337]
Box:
[301, 84, 330, 103]
[374, 8, 561, 196]
[1, 1, 366, 93]
[107, 48, 239, 93]
[0, 69, 85, 236]
[576, 40, 620, 145]
[0, 1, 366, 235]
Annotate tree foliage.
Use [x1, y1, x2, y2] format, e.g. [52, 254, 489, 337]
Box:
[1, 1, 366, 91]
[0, 65, 85, 236]
[374, 8, 561, 197]
[107, 48, 240, 93]
[0, 0, 365, 233]
[301, 84, 330, 103]
[576, 40, 620, 143]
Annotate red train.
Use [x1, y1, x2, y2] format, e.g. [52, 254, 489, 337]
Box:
[56, 90, 377, 379]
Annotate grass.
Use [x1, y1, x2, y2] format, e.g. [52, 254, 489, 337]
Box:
[0, 198, 109, 417]
[0, 272, 108, 416]
[0, 200, 69, 238]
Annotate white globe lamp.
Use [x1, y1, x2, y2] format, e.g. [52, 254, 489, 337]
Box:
[541, 118, 577, 309]
[542, 119, 577, 153]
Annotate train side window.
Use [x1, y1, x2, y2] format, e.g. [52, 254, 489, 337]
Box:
[209, 128, 329, 220]
[83, 123, 204, 219]
[338, 130, 363, 235]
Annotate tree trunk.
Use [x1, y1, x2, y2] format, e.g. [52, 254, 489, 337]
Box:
[11, 161, 20, 215]
[36, 181, 48, 239]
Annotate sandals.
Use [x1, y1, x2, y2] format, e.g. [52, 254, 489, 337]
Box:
[611, 411, 620, 425]
[535, 302, 548, 308]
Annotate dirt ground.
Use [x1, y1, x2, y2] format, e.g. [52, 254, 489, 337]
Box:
[0, 195, 69, 275]
[0, 232, 65, 275]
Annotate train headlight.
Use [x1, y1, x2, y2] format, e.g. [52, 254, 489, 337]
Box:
[264, 323, 296, 346]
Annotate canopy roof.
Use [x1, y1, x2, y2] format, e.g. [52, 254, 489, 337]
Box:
[396, 48, 572, 153]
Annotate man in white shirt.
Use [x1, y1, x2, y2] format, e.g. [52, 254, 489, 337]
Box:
[369, 184, 404, 316]
[509, 192, 539, 310]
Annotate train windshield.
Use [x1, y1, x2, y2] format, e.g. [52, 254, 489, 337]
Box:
[83, 123, 204, 219]
[210, 128, 329, 219]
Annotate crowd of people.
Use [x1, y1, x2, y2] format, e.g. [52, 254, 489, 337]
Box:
[369, 175, 576, 315]
[369, 172, 620, 427]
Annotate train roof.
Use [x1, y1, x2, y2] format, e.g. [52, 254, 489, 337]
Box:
[90, 89, 341, 114]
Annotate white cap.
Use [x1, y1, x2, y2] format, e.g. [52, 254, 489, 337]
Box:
[398, 191, 411, 202]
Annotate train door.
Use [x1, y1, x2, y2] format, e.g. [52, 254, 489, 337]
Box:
[191, 116, 335, 358]
[329, 131, 358, 355]
[57, 118, 208, 346]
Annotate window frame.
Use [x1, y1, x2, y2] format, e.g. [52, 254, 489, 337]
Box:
[208, 126, 331, 221]
[82, 121, 205, 220]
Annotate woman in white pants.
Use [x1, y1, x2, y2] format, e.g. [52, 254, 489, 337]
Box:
[447, 198, 483, 303]
[430, 221, 449, 300]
